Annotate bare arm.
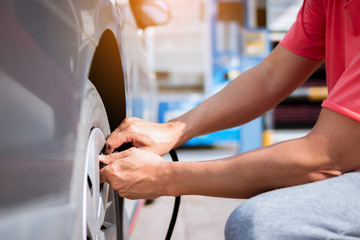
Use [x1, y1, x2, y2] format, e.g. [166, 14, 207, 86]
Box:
[163, 108, 360, 198]
[101, 108, 360, 199]
[171, 44, 323, 146]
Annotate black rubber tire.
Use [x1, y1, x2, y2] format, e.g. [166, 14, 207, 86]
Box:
[70, 80, 125, 240]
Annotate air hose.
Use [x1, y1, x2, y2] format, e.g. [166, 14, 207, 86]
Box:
[100, 145, 181, 240]
[166, 149, 181, 240]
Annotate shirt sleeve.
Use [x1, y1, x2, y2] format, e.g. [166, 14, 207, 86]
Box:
[280, 0, 326, 59]
[322, 52, 360, 122]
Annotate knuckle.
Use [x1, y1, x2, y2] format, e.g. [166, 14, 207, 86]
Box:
[124, 117, 135, 125]
[123, 148, 135, 157]
[117, 190, 129, 198]
[110, 128, 121, 138]
[122, 117, 130, 124]
[114, 126, 121, 133]
[111, 181, 124, 192]
[126, 124, 136, 132]
[107, 164, 119, 177]
[112, 152, 123, 161]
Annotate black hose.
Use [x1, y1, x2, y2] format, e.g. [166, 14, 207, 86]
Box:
[101, 145, 181, 239]
[166, 149, 181, 240]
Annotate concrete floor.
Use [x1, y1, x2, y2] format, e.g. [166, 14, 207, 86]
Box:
[129, 129, 310, 240]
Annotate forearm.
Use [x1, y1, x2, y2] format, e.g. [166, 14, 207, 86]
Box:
[102, 109, 360, 200]
[165, 108, 360, 198]
[164, 137, 339, 198]
[170, 65, 278, 147]
[169, 45, 323, 147]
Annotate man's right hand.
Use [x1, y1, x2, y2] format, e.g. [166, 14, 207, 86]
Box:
[105, 117, 186, 156]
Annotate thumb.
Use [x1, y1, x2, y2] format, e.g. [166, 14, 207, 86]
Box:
[99, 150, 130, 165]
[98, 154, 119, 165]
[98, 154, 112, 164]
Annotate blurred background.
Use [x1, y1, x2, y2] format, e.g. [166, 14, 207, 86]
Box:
[143, 0, 326, 151]
[130, 0, 325, 239]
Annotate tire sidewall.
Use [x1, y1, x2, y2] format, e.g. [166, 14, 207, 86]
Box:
[70, 80, 110, 240]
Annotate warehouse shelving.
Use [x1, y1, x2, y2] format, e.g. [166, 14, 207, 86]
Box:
[265, 0, 327, 129]
[148, 0, 211, 94]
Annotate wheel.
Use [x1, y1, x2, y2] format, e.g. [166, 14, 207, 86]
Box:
[70, 80, 125, 240]
[84, 127, 118, 240]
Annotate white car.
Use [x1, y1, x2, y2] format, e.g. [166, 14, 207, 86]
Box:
[0, 0, 170, 239]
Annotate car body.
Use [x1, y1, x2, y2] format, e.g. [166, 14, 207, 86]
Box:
[0, 0, 170, 239]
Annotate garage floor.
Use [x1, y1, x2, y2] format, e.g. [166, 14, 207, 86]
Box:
[129, 129, 310, 240]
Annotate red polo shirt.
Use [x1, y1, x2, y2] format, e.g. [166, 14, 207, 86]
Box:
[280, 0, 360, 122]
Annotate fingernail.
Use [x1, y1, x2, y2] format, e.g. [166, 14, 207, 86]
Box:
[98, 154, 106, 161]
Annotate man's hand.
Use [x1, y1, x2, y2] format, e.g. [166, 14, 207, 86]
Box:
[105, 117, 186, 156]
[99, 147, 169, 199]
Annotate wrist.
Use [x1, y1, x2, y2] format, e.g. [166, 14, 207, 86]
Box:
[162, 161, 182, 197]
[168, 118, 192, 148]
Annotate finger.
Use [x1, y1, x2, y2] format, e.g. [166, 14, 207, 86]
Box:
[98, 154, 116, 165]
[105, 118, 137, 153]
[106, 130, 137, 154]
[100, 150, 132, 165]
[128, 132, 154, 149]
[98, 154, 107, 163]
[107, 132, 149, 154]
[99, 167, 107, 183]
[105, 131, 124, 154]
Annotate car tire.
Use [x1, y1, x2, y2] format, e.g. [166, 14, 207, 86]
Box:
[70, 80, 125, 240]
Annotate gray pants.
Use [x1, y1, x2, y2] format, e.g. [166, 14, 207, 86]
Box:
[225, 171, 360, 240]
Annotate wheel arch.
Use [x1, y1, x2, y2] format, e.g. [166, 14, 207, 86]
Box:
[88, 29, 127, 132]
